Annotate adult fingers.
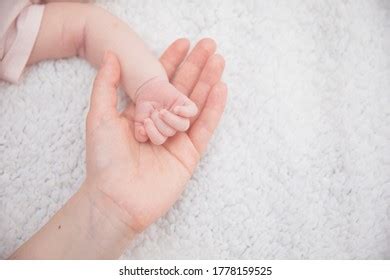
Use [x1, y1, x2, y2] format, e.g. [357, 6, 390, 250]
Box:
[188, 82, 227, 155]
[171, 38, 216, 96]
[189, 54, 225, 124]
[159, 38, 190, 80]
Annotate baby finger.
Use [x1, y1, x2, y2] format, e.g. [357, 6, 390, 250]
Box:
[159, 109, 190, 132]
[134, 122, 148, 142]
[151, 111, 176, 137]
[173, 99, 198, 118]
[144, 118, 167, 145]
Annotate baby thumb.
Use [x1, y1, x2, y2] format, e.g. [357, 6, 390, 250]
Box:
[89, 51, 120, 119]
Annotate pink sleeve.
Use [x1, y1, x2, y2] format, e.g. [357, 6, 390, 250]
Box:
[0, 1, 44, 83]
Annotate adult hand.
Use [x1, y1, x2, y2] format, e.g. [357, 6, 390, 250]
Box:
[84, 38, 227, 233]
[10, 39, 226, 260]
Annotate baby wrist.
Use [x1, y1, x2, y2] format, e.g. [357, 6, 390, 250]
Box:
[134, 75, 169, 100]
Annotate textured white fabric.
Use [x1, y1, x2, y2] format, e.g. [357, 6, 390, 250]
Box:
[0, 0, 389, 259]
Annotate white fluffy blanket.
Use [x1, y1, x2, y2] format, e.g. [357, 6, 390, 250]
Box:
[1, 0, 389, 259]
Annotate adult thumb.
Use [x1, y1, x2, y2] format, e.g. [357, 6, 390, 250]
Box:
[89, 51, 121, 119]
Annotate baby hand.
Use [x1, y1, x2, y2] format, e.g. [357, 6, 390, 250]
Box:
[134, 77, 198, 144]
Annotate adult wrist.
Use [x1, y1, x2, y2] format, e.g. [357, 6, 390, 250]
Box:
[79, 182, 138, 248]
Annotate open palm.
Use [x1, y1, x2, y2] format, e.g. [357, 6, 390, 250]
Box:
[84, 39, 227, 232]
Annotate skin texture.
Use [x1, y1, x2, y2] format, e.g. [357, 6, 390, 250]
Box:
[134, 76, 198, 144]
[86, 38, 226, 233]
[10, 38, 227, 259]
[27, 2, 197, 144]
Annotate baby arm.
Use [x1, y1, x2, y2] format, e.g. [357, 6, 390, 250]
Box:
[28, 2, 197, 144]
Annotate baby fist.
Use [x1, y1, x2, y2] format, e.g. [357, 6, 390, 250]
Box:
[134, 76, 198, 145]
